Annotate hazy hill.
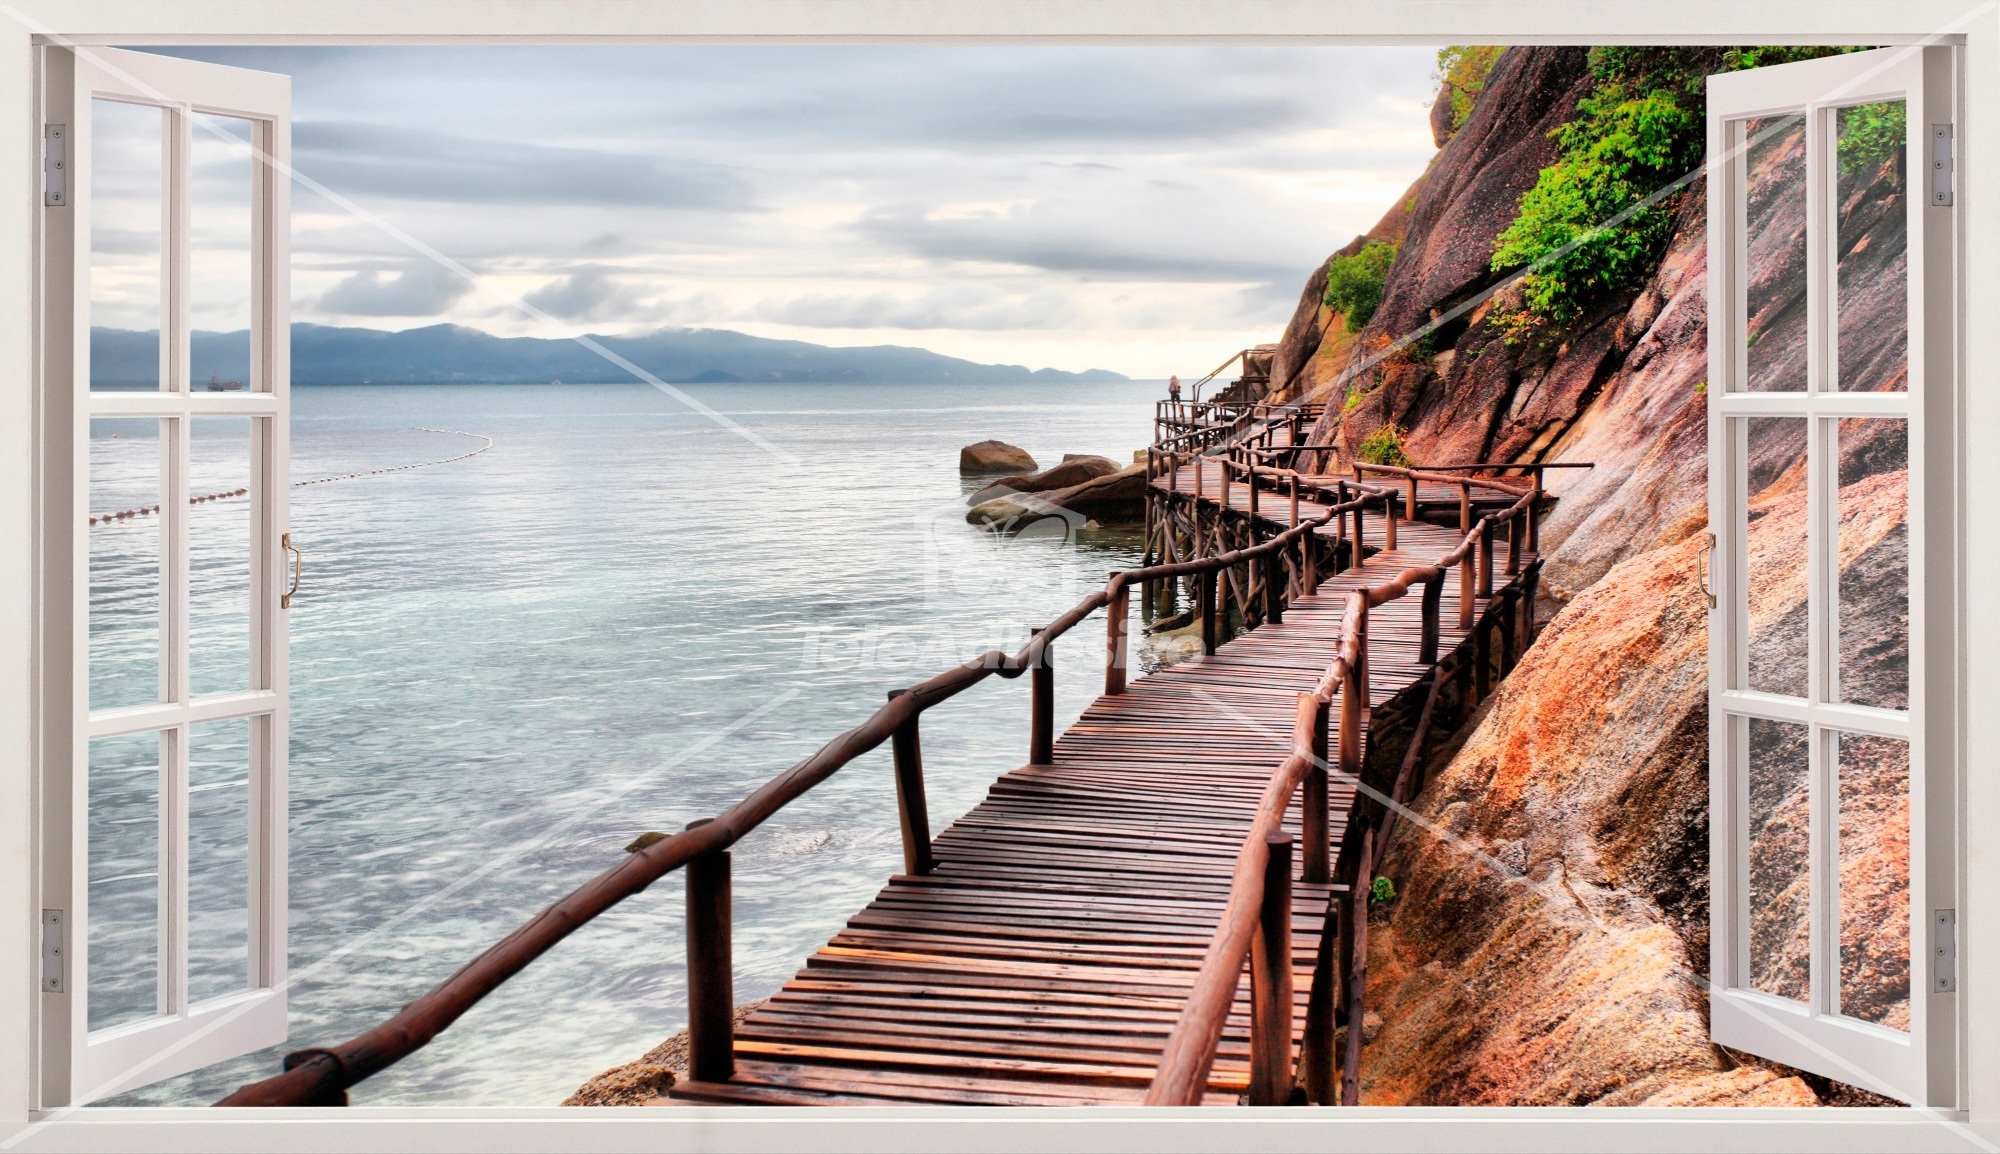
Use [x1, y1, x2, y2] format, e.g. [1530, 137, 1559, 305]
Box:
[88, 323, 1129, 386]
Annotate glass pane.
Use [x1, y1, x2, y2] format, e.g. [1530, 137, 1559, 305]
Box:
[88, 732, 162, 1031]
[189, 417, 255, 697]
[89, 418, 163, 711]
[1744, 416, 1808, 696]
[188, 718, 251, 1003]
[1835, 100, 1909, 393]
[1746, 717, 1811, 1001]
[1837, 419, 1909, 710]
[1837, 732, 1911, 1029]
[1742, 114, 1808, 392]
[190, 115, 255, 392]
[88, 100, 164, 392]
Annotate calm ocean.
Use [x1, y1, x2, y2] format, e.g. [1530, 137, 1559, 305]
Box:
[97, 379, 1163, 1106]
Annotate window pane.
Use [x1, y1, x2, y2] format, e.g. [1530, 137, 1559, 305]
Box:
[189, 416, 255, 697]
[1835, 101, 1909, 393]
[88, 100, 164, 392]
[1742, 114, 1807, 392]
[1744, 416, 1808, 696]
[88, 732, 162, 1031]
[188, 718, 252, 1003]
[1746, 717, 1811, 1001]
[89, 418, 163, 711]
[1837, 419, 1908, 710]
[1837, 732, 1910, 1029]
[190, 115, 255, 392]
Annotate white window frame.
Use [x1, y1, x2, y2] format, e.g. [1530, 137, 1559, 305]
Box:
[1705, 46, 1957, 1107]
[1, 2, 1993, 1150]
[36, 46, 292, 1107]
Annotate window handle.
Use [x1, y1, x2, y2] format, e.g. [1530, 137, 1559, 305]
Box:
[281, 533, 302, 609]
[1696, 532, 1712, 608]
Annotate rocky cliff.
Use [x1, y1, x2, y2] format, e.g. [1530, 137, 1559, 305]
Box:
[1262, 46, 1913, 1105]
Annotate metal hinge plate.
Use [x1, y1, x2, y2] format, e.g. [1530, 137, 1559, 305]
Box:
[41, 909, 64, 992]
[44, 124, 67, 208]
[1932, 124, 1954, 207]
[1935, 909, 1957, 993]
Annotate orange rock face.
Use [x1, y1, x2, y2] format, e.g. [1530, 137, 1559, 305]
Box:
[1359, 471, 1910, 1104]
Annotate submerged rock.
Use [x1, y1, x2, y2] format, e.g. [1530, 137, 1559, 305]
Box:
[967, 455, 1120, 505]
[959, 440, 1037, 474]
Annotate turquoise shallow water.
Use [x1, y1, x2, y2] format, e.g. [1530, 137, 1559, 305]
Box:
[97, 379, 1163, 1106]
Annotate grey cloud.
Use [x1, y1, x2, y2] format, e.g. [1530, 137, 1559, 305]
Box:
[754, 285, 1077, 331]
[853, 205, 1296, 284]
[522, 268, 647, 322]
[317, 262, 474, 316]
[292, 121, 752, 208]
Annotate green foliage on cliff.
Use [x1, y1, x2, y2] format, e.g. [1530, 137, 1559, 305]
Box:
[1355, 422, 1410, 468]
[1323, 240, 1400, 333]
[1838, 100, 1907, 176]
[1490, 46, 1873, 339]
[1436, 46, 1505, 133]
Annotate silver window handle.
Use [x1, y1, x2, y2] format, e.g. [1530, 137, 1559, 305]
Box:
[1697, 532, 1716, 609]
[281, 532, 302, 609]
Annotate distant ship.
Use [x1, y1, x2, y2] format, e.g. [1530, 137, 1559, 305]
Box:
[204, 374, 244, 392]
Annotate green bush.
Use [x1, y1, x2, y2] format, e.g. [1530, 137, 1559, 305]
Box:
[1323, 240, 1399, 333]
[1435, 46, 1505, 134]
[1837, 100, 1906, 176]
[1355, 423, 1410, 467]
[1489, 47, 1871, 338]
[1371, 876, 1398, 904]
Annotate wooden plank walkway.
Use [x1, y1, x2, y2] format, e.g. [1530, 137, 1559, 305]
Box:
[667, 457, 1532, 1106]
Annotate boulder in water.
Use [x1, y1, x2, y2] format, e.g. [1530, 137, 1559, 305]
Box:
[967, 455, 1120, 505]
[959, 440, 1037, 474]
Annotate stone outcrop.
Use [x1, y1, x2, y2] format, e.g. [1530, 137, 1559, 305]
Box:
[958, 440, 1037, 474]
[1360, 468, 1907, 1105]
[967, 455, 1121, 505]
[967, 463, 1146, 528]
[1252, 46, 1916, 1107]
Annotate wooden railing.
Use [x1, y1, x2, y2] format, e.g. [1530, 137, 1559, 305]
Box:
[217, 466, 1384, 1107]
[1143, 475, 1541, 1107]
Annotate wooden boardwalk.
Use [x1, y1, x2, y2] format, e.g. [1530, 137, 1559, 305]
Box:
[667, 459, 1534, 1106]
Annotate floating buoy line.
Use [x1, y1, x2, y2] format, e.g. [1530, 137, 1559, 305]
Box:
[88, 428, 495, 527]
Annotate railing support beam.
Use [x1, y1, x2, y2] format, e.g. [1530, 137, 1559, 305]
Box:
[1104, 582, 1131, 696]
[1030, 626, 1055, 766]
[1249, 832, 1296, 1106]
[685, 819, 734, 1085]
[886, 693, 935, 876]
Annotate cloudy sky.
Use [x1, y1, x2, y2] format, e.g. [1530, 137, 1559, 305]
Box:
[111, 46, 1440, 377]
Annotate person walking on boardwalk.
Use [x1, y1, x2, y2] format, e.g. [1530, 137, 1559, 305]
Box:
[1167, 374, 1182, 405]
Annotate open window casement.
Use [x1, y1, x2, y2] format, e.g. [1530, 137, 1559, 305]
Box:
[1706, 46, 1959, 1106]
[35, 46, 292, 1106]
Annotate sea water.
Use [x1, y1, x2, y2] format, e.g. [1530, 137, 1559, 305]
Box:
[95, 379, 1164, 1106]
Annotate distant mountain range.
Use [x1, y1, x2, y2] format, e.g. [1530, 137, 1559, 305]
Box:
[88, 324, 1129, 386]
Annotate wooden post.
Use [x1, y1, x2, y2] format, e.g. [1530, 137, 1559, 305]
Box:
[685, 818, 734, 1084]
[1507, 509, 1522, 574]
[1104, 582, 1130, 696]
[1304, 693, 1330, 885]
[1289, 475, 1299, 528]
[1407, 475, 1419, 523]
[1383, 492, 1398, 552]
[884, 693, 936, 876]
[1479, 518, 1495, 598]
[1352, 493, 1366, 559]
[1195, 456, 1205, 500]
[1220, 463, 1231, 510]
[1339, 663, 1363, 786]
[1341, 831, 1373, 1107]
[1200, 569, 1218, 656]
[1262, 551, 1283, 626]
[1303, 901, 1337, 1104]
[1030, 626, 1054, 766]
[1529, 473, 1543, 552]
[1248, 460, 1259, 517]
[1249, 832, 1296, 1106]
[1458, 546, 1475, 631]
[1474, 612, 1492, 702]
[1522, 561, 1541, 651]
[1457, 480, 1471, 536]
[1419, 572, 1443, 665]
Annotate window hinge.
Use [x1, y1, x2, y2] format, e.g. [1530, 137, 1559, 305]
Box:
[41, 909, 64, 992]
[43, 124, 66, 208]
[1932, 123, 1954, 207]
[1935, 909, 1957, 993]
